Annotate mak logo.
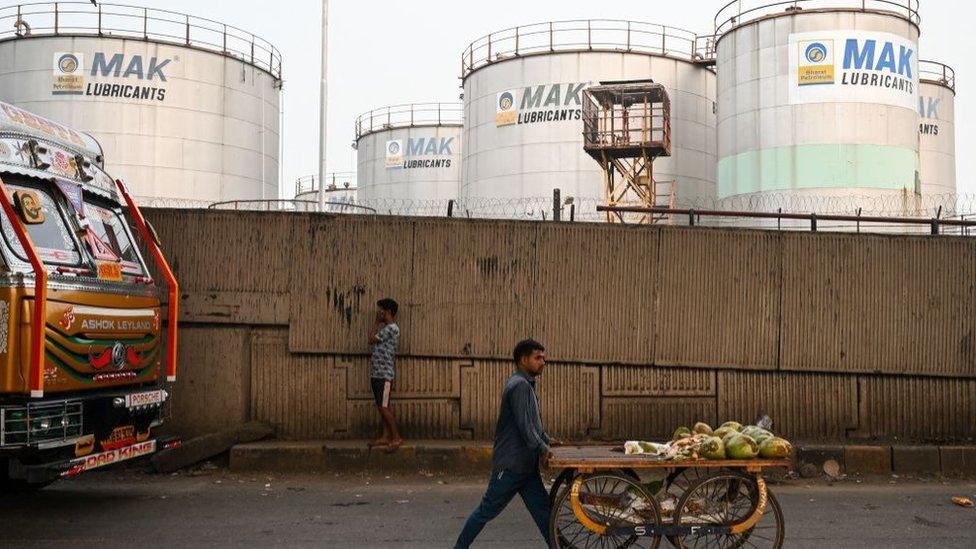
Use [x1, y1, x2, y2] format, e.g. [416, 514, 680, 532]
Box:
[797, 40, 835, 85]
[495, 83, 587, 127]
[386, 137, 454, 170]
[51, 52, 173, 102]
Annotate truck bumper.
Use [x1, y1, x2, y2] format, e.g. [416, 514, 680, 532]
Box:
[9, 435, 181, 484]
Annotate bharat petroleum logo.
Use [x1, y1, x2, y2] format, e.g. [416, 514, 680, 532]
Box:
[497, 91, 515, 112]
[804, 42, 829, 64]
[57, 53, 80, 74]
[387, 141, 401, 155]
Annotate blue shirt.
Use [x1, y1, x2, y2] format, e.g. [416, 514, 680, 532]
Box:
[492, 369, 551, 474]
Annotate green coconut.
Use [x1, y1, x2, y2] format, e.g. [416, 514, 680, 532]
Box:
[725, 434, 759, 459]
[692, 422, 713, 435]
[719, 421, 743, 432]
[672, 426, 692, 441]
[700, 436, 726, 460]
[752, 429, 774, 445]
[722, 430, 739, 445]
[713, 426, 734, 440]
[758, 437, 793, 459]
[740, 426, 767, 440]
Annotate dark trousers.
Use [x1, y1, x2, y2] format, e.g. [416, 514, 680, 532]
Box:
[454, 468, 552, 548]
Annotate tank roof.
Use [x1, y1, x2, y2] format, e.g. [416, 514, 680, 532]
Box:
[461, 19, 715, 79]
[714, 1, 921, 38]
[0, 2, 281, 80]
[355, 103, 462, 141]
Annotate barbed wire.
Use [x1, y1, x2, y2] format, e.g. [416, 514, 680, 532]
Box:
[138, 193, 976, 235]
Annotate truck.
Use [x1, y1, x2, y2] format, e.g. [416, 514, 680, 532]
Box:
[0, 101, 179, 489]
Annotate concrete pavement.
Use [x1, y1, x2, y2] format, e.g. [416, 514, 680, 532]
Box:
[1, 467, 975, 548]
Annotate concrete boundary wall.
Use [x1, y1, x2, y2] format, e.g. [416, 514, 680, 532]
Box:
[145, 210, 976, 442]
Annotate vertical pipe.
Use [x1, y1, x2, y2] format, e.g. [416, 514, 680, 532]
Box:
[318, 0, 329, 209]
[115, 180, 178, 382]
[98, 4, 102, 35]
[185, 14, 190, 45]
[144, 8, 148, 40]
[54, 2, 59, 34]
[0, 177, 46, 397]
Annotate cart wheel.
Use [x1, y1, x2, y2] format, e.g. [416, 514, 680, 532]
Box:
[550, 468, 639, 509]
[670, 471, 784, 549]
[550, 473, 662, 549]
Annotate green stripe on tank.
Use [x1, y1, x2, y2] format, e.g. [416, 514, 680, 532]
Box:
[717, 144, 919, 199]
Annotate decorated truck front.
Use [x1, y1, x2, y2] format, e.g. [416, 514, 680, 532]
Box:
[0, 102, 179, 488]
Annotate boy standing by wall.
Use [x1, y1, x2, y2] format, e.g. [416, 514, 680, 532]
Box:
[368, 298, 403, 453]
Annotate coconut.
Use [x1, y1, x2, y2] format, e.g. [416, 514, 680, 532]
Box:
[752, 429, 774, 445]
[758, 437, 793, 459]
[725, 434, 759, 459]
[700, 436, 726, 460]
[719, 421, 743, 432]
[740, 426, 769, 440]
[692, 422, 713, 435]
[713, 426, 734, 440]
[672, 426, 692, 441]
[722, 430, 739, 445]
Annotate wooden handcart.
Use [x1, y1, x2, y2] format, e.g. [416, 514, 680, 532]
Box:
[548, 446, 791, 548]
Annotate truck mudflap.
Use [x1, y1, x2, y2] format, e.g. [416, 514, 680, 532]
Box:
[15, 436, 181, 484]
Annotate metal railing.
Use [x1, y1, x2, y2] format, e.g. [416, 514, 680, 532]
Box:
[0, 2, 282, 80]
[920, 60, 956, 92]
[461, 20, 713, 78]
[714, 0, 920, 36]
[355, 103, 462, 140]
[296, 172, 357, 195]
[207, 199, 376, 215]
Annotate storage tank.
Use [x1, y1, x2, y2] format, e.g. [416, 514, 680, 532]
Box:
[460, 20, 717, 216]
[294, 173, 361, 213]
[354, 103, 462, 203]
[714, 1, 922, 217]
[918, 60, 956, 196]
[0, 3, 281, 206]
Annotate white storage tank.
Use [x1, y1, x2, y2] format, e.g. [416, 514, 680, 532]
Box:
[0, 3, 281, 206]
[354, 103, 462, 203]
[294, 173, 360, 213]
[460, 20, 717, 215]
[714, 1, 922, 216]
[918, 60, 956, 196]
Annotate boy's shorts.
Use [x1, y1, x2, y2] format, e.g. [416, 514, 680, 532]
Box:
[371, 377, 393, 408]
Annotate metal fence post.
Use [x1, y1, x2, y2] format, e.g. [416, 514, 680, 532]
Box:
[553, 189, 561, 222]
[447, 199, 455, 218]
[810, 213, 817, 232]
[570, 204, 576, 222]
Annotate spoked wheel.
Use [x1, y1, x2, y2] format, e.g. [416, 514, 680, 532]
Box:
[550, 468, 640, 509]
[671, 471, 784, 549]
[551, 473, 662, 549]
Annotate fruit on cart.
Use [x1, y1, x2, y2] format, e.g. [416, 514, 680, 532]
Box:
[725, 434, 760, 459]
[719, 421, 743, 432]
[713, 426, 735, 439]
[672, 426, 692, 440]
[741, 425, 773, 441]
[692, 422, 713, 435]
[758, 437, 793, 459]
[722, 430, 739, 444]
[700, 436, 726, 460]
[624, 441, 667, 455]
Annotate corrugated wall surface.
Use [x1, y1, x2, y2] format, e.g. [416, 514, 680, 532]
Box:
[146, 210, 976, 442]
[781, 233, 976, 377]
[655, 228, 780, 370]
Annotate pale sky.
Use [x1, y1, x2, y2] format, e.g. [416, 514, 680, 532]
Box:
[123, 0, 973, 199]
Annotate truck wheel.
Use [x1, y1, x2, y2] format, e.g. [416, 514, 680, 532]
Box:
[0, 458, 55, 492]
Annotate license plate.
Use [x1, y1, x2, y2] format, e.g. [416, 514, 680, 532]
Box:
[64, 439, 156, 476]
[125, 389, 165, 408]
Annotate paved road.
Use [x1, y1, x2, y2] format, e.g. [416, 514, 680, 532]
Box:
[2, 467, 975, 548]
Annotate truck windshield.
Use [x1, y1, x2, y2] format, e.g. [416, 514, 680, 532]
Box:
[1, 183, 82, 266]
[83, 202, 145, 276]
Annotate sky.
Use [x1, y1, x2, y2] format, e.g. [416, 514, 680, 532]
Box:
[121, 0, 973, 198]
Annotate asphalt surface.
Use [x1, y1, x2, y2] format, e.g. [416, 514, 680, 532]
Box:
[2, 466, 975, 548]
